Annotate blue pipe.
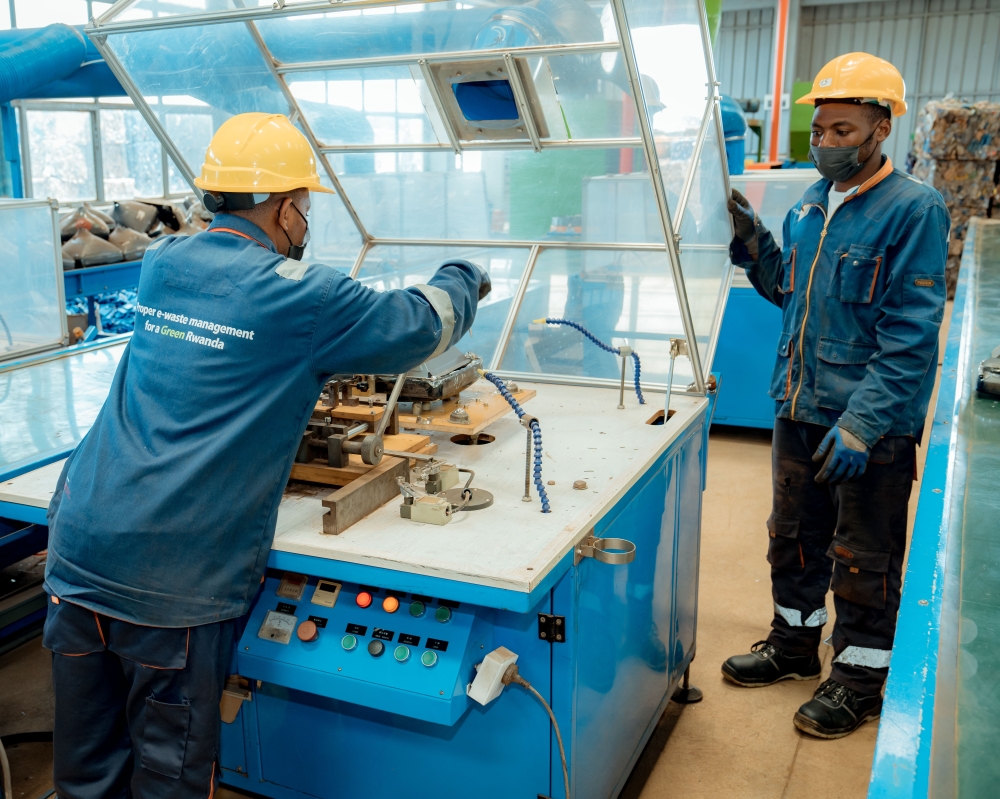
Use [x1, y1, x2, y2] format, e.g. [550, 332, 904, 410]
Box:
[0, 24, 87, 105]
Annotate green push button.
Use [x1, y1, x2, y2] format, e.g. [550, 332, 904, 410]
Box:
[434, 605, 452, 623]
[420, 650, 438, 668]
[394, 645, 410, 663]
[341, 634, 358, 651]
[409, 600, 426, 618]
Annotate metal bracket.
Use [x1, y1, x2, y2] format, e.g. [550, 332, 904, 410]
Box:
[669, 338, 690, 359]
[537, 614, 566, 644]
[574, 535, 636, 566]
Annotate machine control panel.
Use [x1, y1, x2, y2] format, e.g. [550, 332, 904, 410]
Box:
[239, 571, 486, 726]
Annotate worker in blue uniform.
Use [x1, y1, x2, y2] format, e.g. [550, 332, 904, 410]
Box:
[41, 112, 491, 798]
[720, 54, 949, 738]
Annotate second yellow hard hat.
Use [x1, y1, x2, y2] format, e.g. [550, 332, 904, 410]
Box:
[797, 52, 907, 116]
[194, 112, 335, 195]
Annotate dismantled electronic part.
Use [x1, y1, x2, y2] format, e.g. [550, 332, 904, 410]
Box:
[977, 344, 1000, 397]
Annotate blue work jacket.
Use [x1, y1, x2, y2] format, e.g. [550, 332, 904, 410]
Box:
[730, 159, 949, 447]
[45, 214, 481, 627]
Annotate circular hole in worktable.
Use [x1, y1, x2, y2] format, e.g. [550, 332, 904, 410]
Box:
[450, 434, 496, 446]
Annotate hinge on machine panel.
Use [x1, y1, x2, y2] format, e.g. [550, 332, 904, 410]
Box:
[538, 614, 566, 643]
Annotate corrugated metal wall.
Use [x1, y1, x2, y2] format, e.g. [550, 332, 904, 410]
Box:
[796, 0, 1000, 165]
[716, 7, 776, 154]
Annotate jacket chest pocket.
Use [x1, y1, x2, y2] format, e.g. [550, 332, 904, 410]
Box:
[828, 245, 884, 304]
[778, 247, 797, 294]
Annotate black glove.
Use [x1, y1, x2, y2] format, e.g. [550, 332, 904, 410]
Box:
[728, 188, 760, 260]
[472, 262, 492, 301]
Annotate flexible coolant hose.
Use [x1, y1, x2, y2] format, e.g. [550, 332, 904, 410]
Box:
[533, 318, 645, 404]
[479, 371, 550, 513]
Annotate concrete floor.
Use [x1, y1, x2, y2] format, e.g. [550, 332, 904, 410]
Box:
[0, 306, 949, 799]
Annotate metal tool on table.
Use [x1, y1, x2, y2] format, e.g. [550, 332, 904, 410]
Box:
[977, 344, 1000, 397]
[296, 371, 408, 467]
[665, 337, 690, 419]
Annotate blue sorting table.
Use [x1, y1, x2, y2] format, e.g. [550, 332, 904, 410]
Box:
[869, 219, 1000, 797]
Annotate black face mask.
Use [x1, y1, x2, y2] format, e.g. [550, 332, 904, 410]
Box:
[281, 201, 310, 261]
[808, 126, 878, 183]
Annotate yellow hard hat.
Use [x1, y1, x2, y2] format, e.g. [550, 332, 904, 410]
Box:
[797, 52, 907, 117]
[194, 112, 335, 195]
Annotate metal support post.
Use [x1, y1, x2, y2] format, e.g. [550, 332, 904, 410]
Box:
[618, 355, 627, 410]
[490, 244, 541, 370]
[610, 0, 706, 393]
[522, 427, 532, 503]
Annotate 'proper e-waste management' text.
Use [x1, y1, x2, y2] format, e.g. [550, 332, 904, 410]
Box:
[136, 304, 255, 351]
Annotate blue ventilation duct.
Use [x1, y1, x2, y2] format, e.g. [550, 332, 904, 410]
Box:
[0, 24, 89, 105]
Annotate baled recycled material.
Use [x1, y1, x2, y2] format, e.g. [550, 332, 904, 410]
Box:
[912, 98, 1000, 161]
[730, 159, 950, 448]
[44, 213, 481, 627]
[910, 157, 996, 209]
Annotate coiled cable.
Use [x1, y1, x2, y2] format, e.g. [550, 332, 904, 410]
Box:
[533, 318, 645, 404]
[479, 371, 550, 513]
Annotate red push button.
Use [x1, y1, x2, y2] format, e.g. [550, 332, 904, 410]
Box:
[296, 620, 318, 643]
[356, 591, 373, 608]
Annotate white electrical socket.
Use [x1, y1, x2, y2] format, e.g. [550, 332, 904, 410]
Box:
[467, 646, 518, 706]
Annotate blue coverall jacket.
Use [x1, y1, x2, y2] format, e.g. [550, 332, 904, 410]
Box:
[44, 214, 481, 627]
[730, 158, 950, 448]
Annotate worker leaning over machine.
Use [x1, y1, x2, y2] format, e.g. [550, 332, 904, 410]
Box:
[41, 112, 491, 798]
[721, 54, 948, 739]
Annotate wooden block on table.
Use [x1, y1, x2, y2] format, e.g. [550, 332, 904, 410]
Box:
[321, 457, 408, 535]
[397, 384, 537, 436]
[313, 403, 385, 424]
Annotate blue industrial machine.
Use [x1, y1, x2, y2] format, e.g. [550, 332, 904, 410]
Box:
[1, 0, 736, 795]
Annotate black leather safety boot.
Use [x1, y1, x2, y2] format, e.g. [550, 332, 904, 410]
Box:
[721, 641, 822, 687]
[793, 679, 883, 739]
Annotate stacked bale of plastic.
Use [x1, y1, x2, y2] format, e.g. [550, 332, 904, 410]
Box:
[910, 97, 1000, 296]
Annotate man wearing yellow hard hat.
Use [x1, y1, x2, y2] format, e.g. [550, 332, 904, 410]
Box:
[41, 112, 491, 796]
[721, 54, 949, 738]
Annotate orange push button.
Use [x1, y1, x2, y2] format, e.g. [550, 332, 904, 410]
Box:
[356, 591, 373, 609]
[382, 596, 400, 613]
[296, 620, 318, 643]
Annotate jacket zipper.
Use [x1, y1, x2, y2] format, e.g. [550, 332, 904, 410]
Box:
[790, 203, 835, 419]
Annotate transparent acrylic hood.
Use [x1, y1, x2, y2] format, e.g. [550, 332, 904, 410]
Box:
[88, 0, 734, 394]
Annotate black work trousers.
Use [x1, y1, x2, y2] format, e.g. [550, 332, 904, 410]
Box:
[766, 418, 914, 695]
[43, 596, 235, 799]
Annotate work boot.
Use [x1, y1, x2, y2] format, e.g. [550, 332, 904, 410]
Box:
[721, 641, 821, 687]
[793, 679, 883, 739]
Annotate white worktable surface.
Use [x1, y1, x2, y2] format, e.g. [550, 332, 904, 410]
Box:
[1, 382, 707, 594]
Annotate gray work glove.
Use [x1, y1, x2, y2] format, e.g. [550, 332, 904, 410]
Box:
[728, 188, 760, 260]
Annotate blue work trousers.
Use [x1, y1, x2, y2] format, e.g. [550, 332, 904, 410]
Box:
[42, 596, 234, 799]
[766, 418, 914, 695]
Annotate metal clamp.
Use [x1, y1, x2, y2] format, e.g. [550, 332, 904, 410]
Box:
[575, 535, 636, 565]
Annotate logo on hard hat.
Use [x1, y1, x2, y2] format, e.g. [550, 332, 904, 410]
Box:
[819, 78, 833, 87]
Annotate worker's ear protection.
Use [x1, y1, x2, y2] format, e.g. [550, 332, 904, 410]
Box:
[201, 192, 270, 213]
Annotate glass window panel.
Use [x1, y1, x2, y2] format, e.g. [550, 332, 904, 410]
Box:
[258, 2, 606, 64]
[356, 245, 531, 362]
[100, 109, 163, 199]
[499, 248, 693, 387]
[105, 22, 289, 186]
[676, 111, 733, 376]
[339, 146, 643, 242]
[0, 202, 63, 358]
[583, 173, 663, 245]
[289, 68, 440, 148]
[303, 177, 363, 273]
[27, 111, 96, 202]
[623, 0, 709, 213]
[542, 54, 640, 141]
